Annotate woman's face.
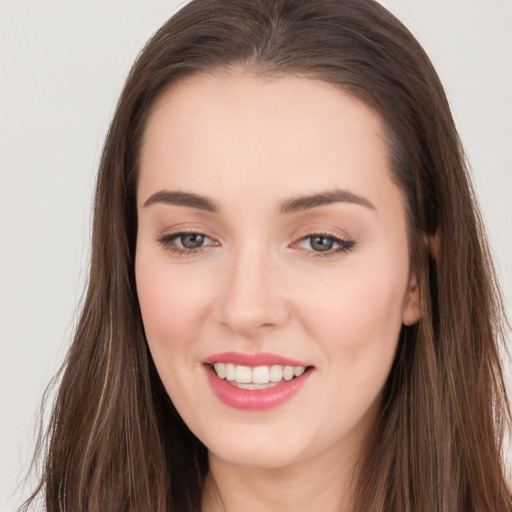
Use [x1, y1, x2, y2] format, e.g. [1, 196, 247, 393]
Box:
[135, 73, 420, 470]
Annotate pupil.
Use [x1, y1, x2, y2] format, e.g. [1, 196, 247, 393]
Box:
[311, 236, 333, 252]
[181, 233, 204, 249]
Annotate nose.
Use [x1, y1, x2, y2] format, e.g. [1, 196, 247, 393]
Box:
[214, 244, 289, 336]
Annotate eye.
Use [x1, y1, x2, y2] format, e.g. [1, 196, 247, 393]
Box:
[296, 233, 355, 256]
[309, 235, 337, 252]
[178, 232, 207, 249]
[157, 230, 217, 255]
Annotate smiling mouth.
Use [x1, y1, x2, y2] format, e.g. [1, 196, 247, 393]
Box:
[210, 362, 310, 390]
[204, 357, 314, 410]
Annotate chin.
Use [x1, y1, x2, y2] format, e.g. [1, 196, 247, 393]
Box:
[197, 420, 314, 469]
[211, 443, 301, 469]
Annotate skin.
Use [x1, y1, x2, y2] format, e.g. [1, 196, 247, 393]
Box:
[135, 73, 420, 511]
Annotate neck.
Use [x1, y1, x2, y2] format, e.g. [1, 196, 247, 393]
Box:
[202, 446, 360, 512]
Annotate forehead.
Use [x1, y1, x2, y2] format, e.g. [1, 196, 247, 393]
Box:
[138, 73, 397, 213]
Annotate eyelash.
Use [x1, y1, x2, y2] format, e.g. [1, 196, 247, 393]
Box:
[157, 230, 355, 258]
[157, 231, 216, 257]
[295, 231, 355, 257]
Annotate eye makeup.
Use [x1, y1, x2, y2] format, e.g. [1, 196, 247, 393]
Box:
[157, 227, 355, 259]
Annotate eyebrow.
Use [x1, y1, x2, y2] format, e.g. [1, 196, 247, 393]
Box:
[142, 188, 375, 214]
[142, 190, 218, 212]
[280, 189, 376, 214]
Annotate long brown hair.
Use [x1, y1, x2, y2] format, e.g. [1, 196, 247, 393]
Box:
[22, 0, 511, 510]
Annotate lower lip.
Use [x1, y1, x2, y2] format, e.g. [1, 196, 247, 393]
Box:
[204, 366, 312, 411]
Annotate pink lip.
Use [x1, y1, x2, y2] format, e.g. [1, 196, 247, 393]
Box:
[202, 351, 309, 367]
[203, 366, 313, 411]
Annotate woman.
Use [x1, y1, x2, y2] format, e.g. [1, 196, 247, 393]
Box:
[22, 0, 511, 510]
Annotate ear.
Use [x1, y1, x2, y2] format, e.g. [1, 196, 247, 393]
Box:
[401, 232, 438, 326]
[401, 267, 421, 326]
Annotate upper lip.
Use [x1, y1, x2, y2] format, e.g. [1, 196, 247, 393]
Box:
[202, 351, 310, 367]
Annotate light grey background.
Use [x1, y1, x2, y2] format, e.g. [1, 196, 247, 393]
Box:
[1, 1, 511, 510]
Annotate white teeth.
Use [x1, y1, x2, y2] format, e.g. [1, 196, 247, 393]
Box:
[294, 366, 305, 377]
[252, 365, 270, 384]
[214, 363, 226, 379]
[269, 365, 283, 382]
[235, 365, 252, 383]
[212, 363, 307, 386]
[225, 363, 236, 381]
[234, 381, 281, 390]
[283, 366, 294, 381]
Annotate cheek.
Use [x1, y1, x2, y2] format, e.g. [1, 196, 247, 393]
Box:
[293, 259, 407, 431]
[135, 251, 212, 359]
[135, 252, 218, 421]
[294, 247, 409, 380]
